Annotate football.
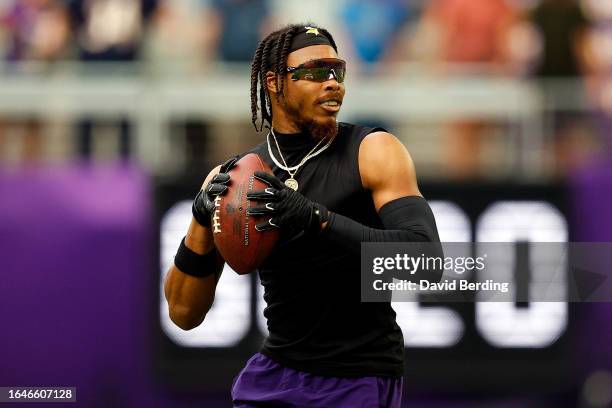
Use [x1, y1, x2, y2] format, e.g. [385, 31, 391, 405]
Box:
[212, 153, 279, 274]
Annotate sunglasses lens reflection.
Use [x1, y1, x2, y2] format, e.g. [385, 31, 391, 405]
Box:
[290, 59, 346, 82]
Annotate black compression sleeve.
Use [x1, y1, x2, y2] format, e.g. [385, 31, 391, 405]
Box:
[322, 196, 441, 255]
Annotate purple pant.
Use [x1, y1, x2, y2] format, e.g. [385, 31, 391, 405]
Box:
[231, 353, 403, 408]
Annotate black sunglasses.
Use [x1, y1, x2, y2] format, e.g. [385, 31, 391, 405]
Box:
[286, 58, 346, 83]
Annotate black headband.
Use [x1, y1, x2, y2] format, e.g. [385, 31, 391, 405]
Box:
[289, 26, 333, 53]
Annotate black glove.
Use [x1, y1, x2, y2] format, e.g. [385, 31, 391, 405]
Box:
[246, 171, 329, 236]
[192, 156, 238, 227]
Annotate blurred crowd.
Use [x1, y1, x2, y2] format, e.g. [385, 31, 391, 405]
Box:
[0, 0, 604, 71]
[0, 0, 611, 180]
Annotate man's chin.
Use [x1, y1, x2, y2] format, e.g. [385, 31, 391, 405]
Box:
[306, 117, 338, 142]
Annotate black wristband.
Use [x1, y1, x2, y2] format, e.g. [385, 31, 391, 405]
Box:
[174, 237, 219, 278]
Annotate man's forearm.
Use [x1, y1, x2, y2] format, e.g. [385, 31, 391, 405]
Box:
[185, 221, 216, 255]
[164, 221, 224, 330]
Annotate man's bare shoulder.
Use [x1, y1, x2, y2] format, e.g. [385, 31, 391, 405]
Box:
[358, 132, 417, 189]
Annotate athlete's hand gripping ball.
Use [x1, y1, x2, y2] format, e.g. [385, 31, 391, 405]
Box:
[247, 171, 329, 236]
[192, 156, 239, 227]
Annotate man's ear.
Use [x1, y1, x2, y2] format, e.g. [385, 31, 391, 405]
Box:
[266, 72, 279, 94]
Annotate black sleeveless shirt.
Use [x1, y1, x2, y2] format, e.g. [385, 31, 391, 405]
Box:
[246, 122, 404, 378]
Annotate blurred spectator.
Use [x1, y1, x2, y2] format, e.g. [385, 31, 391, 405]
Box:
[421, 0, 519, 71]
[178, 0, 272, 173]
[144, 0, 271, 173]
[67, 0, 158, 160]
[68, 0, 157, 61]
[0, 118, 45, 165]
[581, 0, 612, 158]
[417, 0, 520, 179]
[143, 0, 205, 72]
[269, 0, 348, 60]
[340, 0, 410, 69]
[530, 0, 590, 77]
[529, 0, 600, 175]
[336, 0, 415, 134]
[1, 0, 69, 63]
[0, 0, 69, 164]
[207, 0, 270, 63]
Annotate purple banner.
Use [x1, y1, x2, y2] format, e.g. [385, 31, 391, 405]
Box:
[571, 160, 612, 382]
[0, 164, 156, 407]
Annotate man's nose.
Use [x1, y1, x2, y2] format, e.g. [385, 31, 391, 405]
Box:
[323, 72, 341, 91]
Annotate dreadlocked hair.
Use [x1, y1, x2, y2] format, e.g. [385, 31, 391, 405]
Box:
[249, 23, 338, 132]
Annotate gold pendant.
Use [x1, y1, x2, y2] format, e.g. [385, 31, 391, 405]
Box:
[285, 178, 298, 191]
